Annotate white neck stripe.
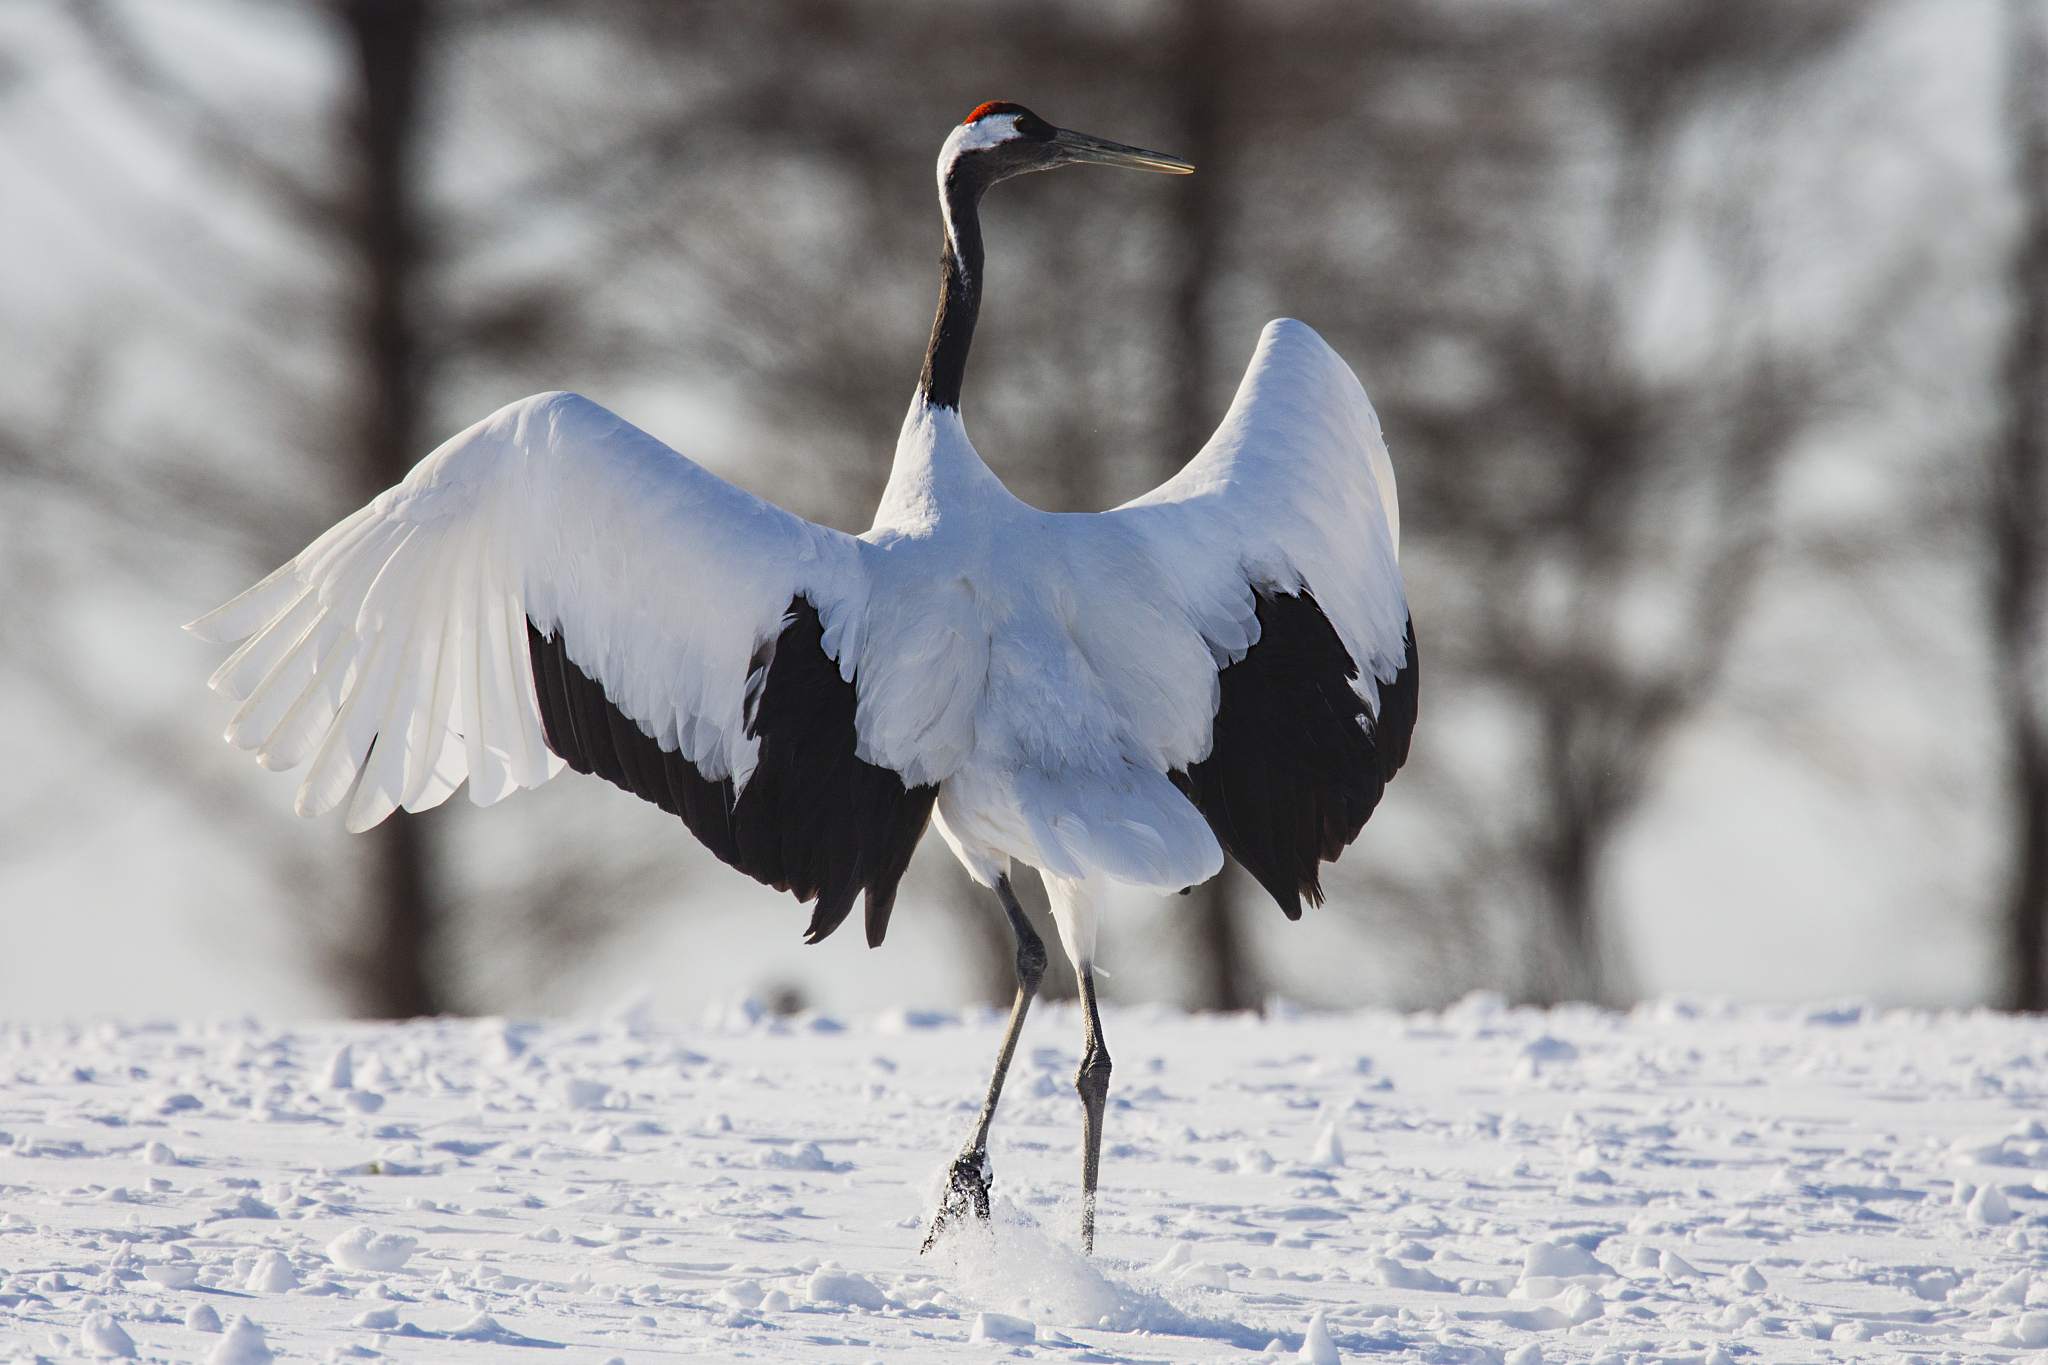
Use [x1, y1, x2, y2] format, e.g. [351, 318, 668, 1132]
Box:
[936, 116, 1021, 260]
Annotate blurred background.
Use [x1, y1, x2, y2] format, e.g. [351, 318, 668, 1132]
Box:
[0, 0, 2040, 1024]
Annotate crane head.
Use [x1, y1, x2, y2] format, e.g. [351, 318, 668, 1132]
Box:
[940, 102, 1194, 189]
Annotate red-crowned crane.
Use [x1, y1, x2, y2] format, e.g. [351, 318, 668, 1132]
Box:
[188, 101, 1417, 1255]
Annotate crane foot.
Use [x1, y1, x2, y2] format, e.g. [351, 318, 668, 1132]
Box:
[921, 1147, 993, 1253]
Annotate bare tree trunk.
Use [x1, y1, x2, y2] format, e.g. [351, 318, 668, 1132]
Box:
[355, 808, 442, 1017]
[2000, 0, 2048, 1013]
[336, 0, 443, 1019]
[1165, 0, 1260, 1014]
[1185, 861, 1262, 1011]
[1528, 718, 1624, 1006]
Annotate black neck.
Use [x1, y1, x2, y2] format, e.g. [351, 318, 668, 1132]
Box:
[918, 175, 986, 411]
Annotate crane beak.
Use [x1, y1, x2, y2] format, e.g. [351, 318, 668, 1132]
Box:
[1052, 128, 1194, 174]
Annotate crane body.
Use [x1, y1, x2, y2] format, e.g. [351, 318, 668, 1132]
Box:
[190, 101, 1417, 1254]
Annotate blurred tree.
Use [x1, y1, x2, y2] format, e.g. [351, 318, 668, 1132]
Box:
[1163, 0, 1262, 1014]
[34, 0, 712, 1017]
[35, 0, 449, 1017]
[1997, 0, 2048, 1012]
[435, 0, 1876, 1010]
[333, 0, 442, 1018]
[69, 0, 456, 1016]
[0, 0, 1955, 1020]
[1252, 0, 1871, 1004]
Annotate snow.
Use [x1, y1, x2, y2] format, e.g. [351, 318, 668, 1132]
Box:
[1301, 1307, 1339, 1364]
[207, 1316, 269, 1365]
[324, 1229, 416, 1273]
[2, 996, 2048, 1363]
[79, 1311, 135, 1358]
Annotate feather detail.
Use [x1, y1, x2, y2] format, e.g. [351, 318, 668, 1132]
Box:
[194, 391, 871, 831]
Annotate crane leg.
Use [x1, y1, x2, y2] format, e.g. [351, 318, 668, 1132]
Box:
[1075, 966, 1112, 1255]
[922, 874, 1046, 1253]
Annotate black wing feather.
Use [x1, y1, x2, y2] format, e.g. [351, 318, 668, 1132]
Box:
[1172, 590, 1417, 919]
[526, 597, 936, 946]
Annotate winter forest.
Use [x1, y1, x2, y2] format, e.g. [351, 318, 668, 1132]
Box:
[0, 0, 2043, 1023]
[11, 6, 2048, 1365]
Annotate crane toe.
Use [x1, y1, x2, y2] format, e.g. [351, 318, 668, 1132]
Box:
[921, 1148, 994, 1253]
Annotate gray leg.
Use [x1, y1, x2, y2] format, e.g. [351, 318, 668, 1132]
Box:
[922, 874, 1046, 1253]
[1075, 967, 1112, 1255]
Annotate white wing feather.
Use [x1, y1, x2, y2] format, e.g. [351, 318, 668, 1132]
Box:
[188, 392, 867, 832]
[1110, 318, 1410, 712]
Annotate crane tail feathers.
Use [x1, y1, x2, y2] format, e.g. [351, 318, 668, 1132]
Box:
[1012, 764, 1221, 891]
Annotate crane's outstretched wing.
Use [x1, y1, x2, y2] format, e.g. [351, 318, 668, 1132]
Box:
[187, 392, 933, 946]
[1109, 318, 1416, 918]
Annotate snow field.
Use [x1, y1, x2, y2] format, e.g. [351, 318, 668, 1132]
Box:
[0, 993, 2046, 1363]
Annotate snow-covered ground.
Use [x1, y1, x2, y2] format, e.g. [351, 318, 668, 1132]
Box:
[2, 993, 2045, 1365]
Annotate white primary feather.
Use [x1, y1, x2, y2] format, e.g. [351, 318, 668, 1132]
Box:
[188, 391, 867, 830]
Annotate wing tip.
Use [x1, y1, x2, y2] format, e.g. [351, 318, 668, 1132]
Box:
[186, 559, 305, 646]
[184, 607, 243, 646]
[863, 886, 897, 948]
[1241, 868, 1305, 921]
[344, 800, 403, 833]
[1259, 316, 1322, 349]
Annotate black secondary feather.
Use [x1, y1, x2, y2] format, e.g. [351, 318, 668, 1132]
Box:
[527, 599, 936, 947]
[1172, 590, 1417, 919]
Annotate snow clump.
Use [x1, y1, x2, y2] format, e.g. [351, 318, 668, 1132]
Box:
[806, 1264, 885, 1309]
[80, 1312, 136, 1359]
[209, 1316, 272, 1365]
[1970, 1182, 2016, 1224]
[326, 1225, 418, 1271]
[970, 1311, 1036, 1344]
[1299, 1308, 1339, 1365]
[243, 1251, 298, 1293]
